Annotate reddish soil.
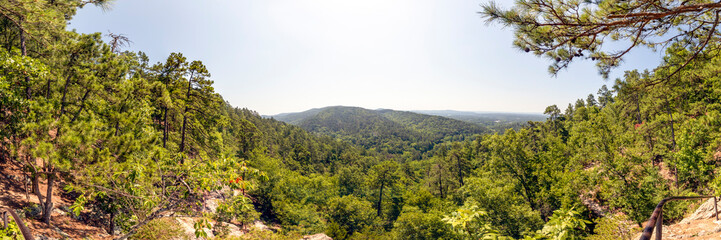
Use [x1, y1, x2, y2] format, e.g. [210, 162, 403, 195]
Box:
[0, 160, 113, 239]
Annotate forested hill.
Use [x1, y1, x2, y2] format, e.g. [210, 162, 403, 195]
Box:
[271, 106, 488, 153]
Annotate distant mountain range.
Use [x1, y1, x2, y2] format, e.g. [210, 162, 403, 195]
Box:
[266, 106, 545, 153]
[411, 110, 545, 126]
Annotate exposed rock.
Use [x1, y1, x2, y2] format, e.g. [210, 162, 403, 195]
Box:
[680, 197, 721, 224]
[302, 233, 332, 240]
[579, 193, 607, 217]
[250, 220, 272, 231]
[202, 190, 225, 214]
[52, 207, 66, 216]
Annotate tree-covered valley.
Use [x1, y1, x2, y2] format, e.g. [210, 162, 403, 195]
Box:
[3, 0, 721, 240]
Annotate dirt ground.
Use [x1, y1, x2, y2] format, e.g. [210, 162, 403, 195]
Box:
[1, 160, 113, 239]
[659, 218, 721, 239]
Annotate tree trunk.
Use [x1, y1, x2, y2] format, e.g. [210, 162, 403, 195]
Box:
[109, 211, 116, 235]
[667, 107, 676, 149]
[179, 72, 194, 154]
[456, 155, 464, 187]
[376, 182, 384, 217]
[45, 79, 52, 99]
[20, 18, 30, 100]
[32, 173, 45, 210]
[162, 107, 168, 148]
[60, 73, 72, 115]
[43, 170, 54, 225]
[70, 88, 91, 123]
[179, 112, 188, 153]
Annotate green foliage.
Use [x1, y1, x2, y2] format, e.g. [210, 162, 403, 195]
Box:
[534, 208, 590, 240]
[391, 206, 456, 240]
[457, 176, 543, 238]
[672, 111, 721, 189]
[215, 195, 260, 228]
[712, 175, 721, 196]
[442, 201, 510, 240]
[587, 214, 639, 240]
[326, 195, 376, 238]
[326, 221, 349, 240]
[193, 218, 211, 239]
[132, 218, 187, 240]
[0, 217, 23, 240]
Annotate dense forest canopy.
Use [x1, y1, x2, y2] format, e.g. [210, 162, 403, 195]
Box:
[273, 106, 490, 155]
[1, 0, 721, 240]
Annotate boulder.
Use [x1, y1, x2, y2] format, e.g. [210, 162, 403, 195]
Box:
[202, 190, 225, 214]
[680, 198, 721, 224]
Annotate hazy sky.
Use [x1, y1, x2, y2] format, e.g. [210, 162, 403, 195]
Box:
[69, 0, 663, 115]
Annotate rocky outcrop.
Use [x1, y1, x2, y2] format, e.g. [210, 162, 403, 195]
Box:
[680, 197, 721, 224]
[302, 233, 333, 240]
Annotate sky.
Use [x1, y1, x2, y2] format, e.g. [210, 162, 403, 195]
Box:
[68, 0, 664, 115]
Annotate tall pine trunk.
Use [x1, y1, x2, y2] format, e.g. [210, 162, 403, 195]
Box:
[179, 72, 194, 155]
[376, 182, 384, 217]
[162, 107, 168, 148]
[667, 106, 676, 149]
[20, 18, 30, 99]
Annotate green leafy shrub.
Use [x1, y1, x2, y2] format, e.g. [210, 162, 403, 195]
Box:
[530, 207, 590, 240]
[132, 218, 187, 240]
[326, 221, 348, 240]
[216, 195, 260, 228]
[442, 201, 511, 240]
[587, 214, 640, 240]
[392, 206, 456, 240]
[0, 217, 23, 240]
